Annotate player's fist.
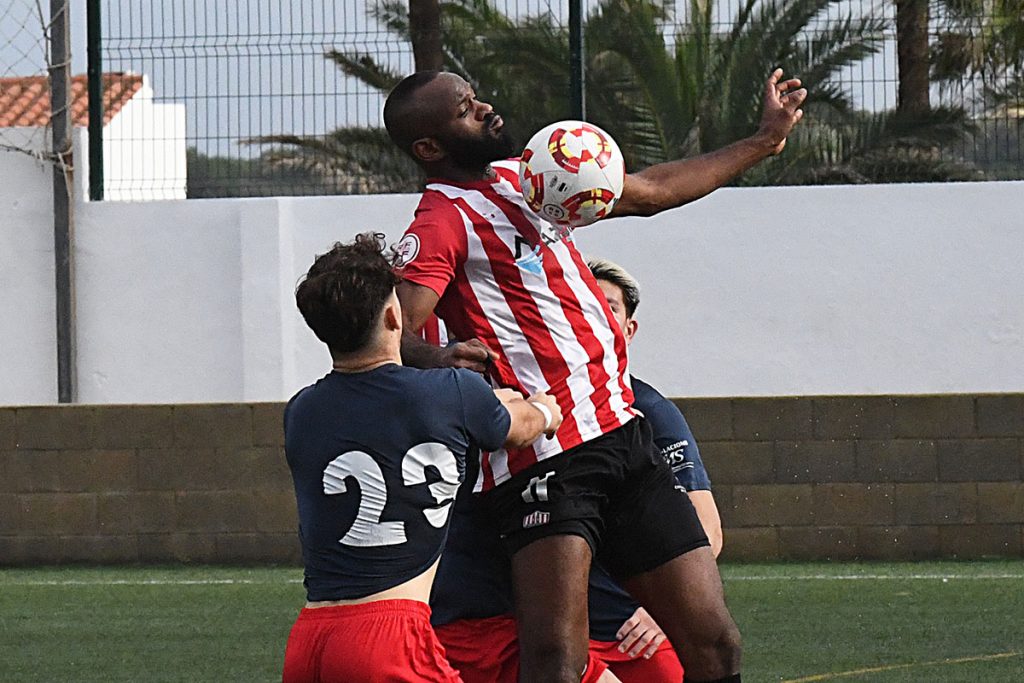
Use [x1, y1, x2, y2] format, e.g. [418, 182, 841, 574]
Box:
[527, 391, 563, 438]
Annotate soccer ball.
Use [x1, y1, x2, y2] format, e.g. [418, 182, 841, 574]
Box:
[518, 120, 625, 229]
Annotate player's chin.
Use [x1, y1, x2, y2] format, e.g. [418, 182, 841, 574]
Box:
[490, 132, 516, 159]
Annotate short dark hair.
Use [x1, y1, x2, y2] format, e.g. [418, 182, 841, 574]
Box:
[296, 233, 401, 354]
[587, 257, 641, 318]
[383, 71, 442, 156]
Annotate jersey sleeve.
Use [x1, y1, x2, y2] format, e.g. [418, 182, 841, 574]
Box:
[453, 369, 511, 452]
[394, 195, 468, 299]
[643, 392, 712, 492]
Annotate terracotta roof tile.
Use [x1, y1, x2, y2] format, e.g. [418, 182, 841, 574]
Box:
[0, 73, 143, 128]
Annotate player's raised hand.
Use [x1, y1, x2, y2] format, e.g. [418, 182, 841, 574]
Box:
[616, 607, 667, 660]
[443, 338, 498, 373]
[757, 68, 806, 155]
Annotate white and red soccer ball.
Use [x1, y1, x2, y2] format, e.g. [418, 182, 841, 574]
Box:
[518, 120, 625, 229]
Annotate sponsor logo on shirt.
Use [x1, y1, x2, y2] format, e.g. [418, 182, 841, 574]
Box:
[512, 225, 573, 275]
[516, 242, 544, 275]
[394, 233, 420, 268]
[522, 510, 551, 529]
[661, 440, 692, 472]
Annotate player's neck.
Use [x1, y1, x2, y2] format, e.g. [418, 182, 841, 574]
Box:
[429, 161, 495, 184]
[331, 348, 402, 374]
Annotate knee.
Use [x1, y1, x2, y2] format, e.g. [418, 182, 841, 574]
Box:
[713, 620, 742, 671]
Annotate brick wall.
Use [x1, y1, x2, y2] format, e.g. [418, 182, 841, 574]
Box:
[681, 395, 1024, 561]
[0, 404, 298, 565]
[1, 396, 1021, 565]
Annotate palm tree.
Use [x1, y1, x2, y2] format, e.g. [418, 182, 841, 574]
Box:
[580, 0, 889, 174]
[895, 0, 931, 114]
[249, 0, 981, 190]
[409, 0, 444, 71]
[580, 0, 979, 183]
[931, 0, 1024, 98]
[896, 0, 1024, 113]
[246, 127, 424, 194]
[927, 0, 1024, 177]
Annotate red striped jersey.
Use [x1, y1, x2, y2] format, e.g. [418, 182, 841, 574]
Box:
[397, 159, 636, 491]
[419, 313, 450, 348]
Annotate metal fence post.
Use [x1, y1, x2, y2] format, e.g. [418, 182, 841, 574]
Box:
[569, 0, 585, 120]
[49, 0, 76, 403]
[87, 0, 103, 201]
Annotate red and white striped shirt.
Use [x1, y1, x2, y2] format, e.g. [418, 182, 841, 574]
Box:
[397, 159, 636, 491]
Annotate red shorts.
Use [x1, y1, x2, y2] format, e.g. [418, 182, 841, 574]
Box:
[589, 639, 683, 683]
[282, 599, 462, 683]
[434, 615, 519, 683]
[434, 615, 608, 683]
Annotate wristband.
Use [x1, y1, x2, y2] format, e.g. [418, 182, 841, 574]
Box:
[529, 401, 554, 431]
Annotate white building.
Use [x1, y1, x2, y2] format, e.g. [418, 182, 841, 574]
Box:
[0, 72, 185, 200]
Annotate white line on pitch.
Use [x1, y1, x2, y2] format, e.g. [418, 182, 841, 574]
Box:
[2, 574, 1022, 587]
[726, 573, 1024, 581]
[0, 578, 305, 586]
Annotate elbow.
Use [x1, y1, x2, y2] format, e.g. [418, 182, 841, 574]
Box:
[634, 196, 667, 217]
[709, 526, 724, 558]
[615, 195, 662, 218]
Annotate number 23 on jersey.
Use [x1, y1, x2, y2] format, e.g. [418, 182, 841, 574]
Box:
[322, 443, 460, 548]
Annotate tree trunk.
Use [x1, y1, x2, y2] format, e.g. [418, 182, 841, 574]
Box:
[409, 0, 444, 72]
[895, 0, 930, 114]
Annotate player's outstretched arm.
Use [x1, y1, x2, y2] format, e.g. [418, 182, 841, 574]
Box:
[611, 69, 807, 218]
[397, 280, 497, 371]
[496, 389, 563, 448]
[688, 490, 724, 558]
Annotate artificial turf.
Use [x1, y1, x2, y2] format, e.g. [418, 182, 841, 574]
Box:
[0, 561, 1021, 682]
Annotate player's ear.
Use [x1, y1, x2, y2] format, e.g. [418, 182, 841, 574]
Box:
[383, 295, 402, 333]
[624, 318, 638, 345]
[411, 137, 444, 163]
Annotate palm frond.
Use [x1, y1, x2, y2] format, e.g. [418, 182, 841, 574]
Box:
[325, 50, 403, 92]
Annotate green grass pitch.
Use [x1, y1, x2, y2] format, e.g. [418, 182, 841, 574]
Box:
[1, 561, 1021, 681]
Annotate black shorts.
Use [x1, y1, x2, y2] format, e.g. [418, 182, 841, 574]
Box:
[480, 417, 709, 580]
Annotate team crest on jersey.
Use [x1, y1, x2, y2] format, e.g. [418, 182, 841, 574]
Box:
[522, 510, 551, 529]
[394, 234, 420, 267]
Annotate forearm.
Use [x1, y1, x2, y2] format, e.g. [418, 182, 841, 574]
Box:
[688, 490, 723, 558]
[616, 135, 772, 217]
[400, 328, 450, 369]
[503, 399, 548, 448]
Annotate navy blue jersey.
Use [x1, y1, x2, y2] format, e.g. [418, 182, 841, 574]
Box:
[429, 479, 514, 626]
[631, 377, 710, 490]
[587, 376, 711, 641]
[284, 364, 510, 602]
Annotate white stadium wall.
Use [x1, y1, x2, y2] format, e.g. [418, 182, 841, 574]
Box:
[0, 180, 1021, 404]
[0, 132, 59, 405]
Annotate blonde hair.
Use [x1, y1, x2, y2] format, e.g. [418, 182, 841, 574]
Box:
[587, 257, 640, 317]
